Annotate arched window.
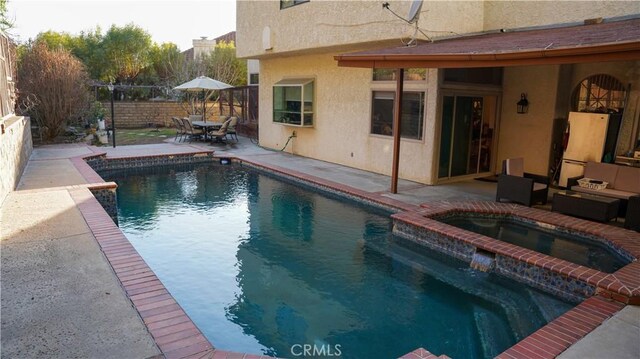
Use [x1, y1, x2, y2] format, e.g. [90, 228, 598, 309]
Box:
[571, 74, 626, 113]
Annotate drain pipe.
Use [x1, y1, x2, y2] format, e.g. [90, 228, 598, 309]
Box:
[280, 130, 297, 151]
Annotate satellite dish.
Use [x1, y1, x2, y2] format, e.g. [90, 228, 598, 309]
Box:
[382, 0, 428, 46]
[407, 0, 423, 24]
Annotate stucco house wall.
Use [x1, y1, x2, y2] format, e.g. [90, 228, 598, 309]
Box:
[497, 65, 561, 176]
[483, 1, 637, 31]
[238, 1, 640, 184]
[237, 1, 485, 59]
[260, 52, 440, 183]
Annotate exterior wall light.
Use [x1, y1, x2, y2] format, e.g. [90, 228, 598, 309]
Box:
[517, 93, 529, 114]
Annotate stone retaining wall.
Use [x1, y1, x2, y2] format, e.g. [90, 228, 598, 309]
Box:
[0, 116, 32, 204]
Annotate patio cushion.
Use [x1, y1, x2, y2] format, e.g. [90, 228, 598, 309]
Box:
[505, 158, 524, 177]
[572, 186, 637, 200]
[533, 183, 547, 191]
[613, 166, 640, 193]
[583, 162, 618, 188]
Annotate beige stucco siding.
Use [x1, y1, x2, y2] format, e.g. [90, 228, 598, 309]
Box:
[483, 1, 639, 31]
[497, 61, 640, 177]
[237, 0, 485, 58]
[259, 52, 438, 184]
[239, 1, 638, 59]
[497, 65, 561, 176]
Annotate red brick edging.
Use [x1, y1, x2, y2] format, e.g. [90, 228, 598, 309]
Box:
[69, 187, 215, 359]
[68, 150, 631, 359]
[497, 296, 623, 358]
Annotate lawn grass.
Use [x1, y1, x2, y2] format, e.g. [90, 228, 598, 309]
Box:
[109, 127, 177, 146]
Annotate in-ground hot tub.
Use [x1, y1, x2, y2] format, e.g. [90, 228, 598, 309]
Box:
[437, 213, 631, 273]
[391, 202, 640, 304]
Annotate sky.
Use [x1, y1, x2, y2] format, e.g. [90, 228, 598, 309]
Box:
[6, 0, 237, 51]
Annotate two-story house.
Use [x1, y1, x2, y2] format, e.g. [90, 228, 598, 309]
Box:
[237, 1, 640, 188]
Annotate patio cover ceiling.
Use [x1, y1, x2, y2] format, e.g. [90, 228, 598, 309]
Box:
[334, 18, 640, 68]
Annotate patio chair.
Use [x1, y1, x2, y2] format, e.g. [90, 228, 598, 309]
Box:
[172, 117, 186, 142]
[181, 117, 204, 142]
[496, 157, 549, 207]
[209, 118, 232, 143]
[227, 117, 239, 142]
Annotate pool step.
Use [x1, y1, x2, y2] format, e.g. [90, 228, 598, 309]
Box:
[525, 287, 571, 323]
[473, 306, 513, 359]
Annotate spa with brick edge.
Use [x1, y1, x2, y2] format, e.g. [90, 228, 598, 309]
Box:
[392, 201, 640, 304]
[68, 151, 635, 359]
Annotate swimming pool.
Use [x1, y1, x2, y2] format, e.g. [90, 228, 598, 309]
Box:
[438, 214, 630, 273]
[103, 163, 572, 358]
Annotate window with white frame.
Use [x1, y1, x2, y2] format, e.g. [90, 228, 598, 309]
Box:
[273, 78, 314, 127]
[249, 73, 259, 85]
[371, 91, 425, 140]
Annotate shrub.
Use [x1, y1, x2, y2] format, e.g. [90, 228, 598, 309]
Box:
[88, 101, 106, 124]
[17, 43, 91, 140]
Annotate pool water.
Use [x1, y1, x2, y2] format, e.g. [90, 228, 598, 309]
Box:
[439, 215, 629, 273]
[103, 163, 573, 359]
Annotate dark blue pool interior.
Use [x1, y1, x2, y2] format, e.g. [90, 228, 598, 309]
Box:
[102, 163, 573, 359]
[437, 214, 631, 273]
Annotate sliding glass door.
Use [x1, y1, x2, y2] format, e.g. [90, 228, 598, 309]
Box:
[439, 94, 497, 179]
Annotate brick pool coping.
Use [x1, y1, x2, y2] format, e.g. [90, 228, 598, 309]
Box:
[393, 201, 640, 304]
[68, 150, 632, 359]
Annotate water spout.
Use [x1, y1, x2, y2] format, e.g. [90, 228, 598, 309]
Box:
[470, 250, 495, 272]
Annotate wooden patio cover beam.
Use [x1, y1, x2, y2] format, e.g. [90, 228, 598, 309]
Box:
[390, 68, 404, 194]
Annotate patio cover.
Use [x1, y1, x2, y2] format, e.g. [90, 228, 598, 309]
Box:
[334, 17, 640, 68]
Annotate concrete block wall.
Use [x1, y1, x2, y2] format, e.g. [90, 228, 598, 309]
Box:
[0, 116, 32, 205]
[103, 101, 190, 129]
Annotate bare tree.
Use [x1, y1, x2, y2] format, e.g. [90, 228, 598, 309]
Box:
[202, 41, 247, 87]
[17, 43, 91, 140]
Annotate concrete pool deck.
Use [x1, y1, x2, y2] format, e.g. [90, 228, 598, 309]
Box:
[1, 138, 638, 358]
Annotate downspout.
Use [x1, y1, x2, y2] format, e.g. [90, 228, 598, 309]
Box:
[390, 68, 404, 194]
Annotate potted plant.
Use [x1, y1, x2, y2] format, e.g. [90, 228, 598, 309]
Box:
[88, 101, 108, 144]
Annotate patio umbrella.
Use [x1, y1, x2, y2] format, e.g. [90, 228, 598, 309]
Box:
[173, 76, 233, 122]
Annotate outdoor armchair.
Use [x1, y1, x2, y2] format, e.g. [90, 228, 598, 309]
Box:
[227, 117, 239, 142]
[496, 157, 549, 207]
[209, 118, 232, 143]
[172, 117, 186, 142]
[181, 118, 204, 142]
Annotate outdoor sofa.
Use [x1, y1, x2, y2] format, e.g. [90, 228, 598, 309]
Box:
[567, 161, 640, 229]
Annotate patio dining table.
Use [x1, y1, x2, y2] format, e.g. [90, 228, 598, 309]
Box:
[191, 120, 224, 141]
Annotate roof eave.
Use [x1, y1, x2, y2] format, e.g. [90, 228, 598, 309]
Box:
[334, 41, 640, 69]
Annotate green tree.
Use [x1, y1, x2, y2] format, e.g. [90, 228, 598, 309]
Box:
[73, 28, 104, 80]
[149, 42, 182, 84]
[35, 30, 77, 51]
[34, 29, 104, 80]
[101, 23, 152, 84]
[202, 41, 247, 87]
[0, 0, 12, 31]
